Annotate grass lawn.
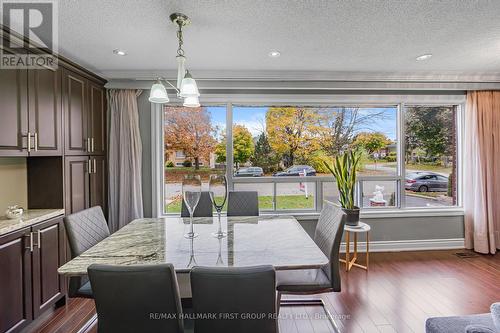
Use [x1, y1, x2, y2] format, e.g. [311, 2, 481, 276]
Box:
[379, 162, 452, 175]
[166, 195, 315, 213]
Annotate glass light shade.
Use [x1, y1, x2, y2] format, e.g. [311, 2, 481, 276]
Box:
[149, 81, 169, 104]
[183, 96, 200, 108]
[179, 71, 200, 97]
[176, 56, 186, 90]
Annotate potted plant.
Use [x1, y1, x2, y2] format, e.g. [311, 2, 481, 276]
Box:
[324, 150, 361, 226]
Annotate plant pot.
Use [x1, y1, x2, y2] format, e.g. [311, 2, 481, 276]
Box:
[342, 207, 360, 226]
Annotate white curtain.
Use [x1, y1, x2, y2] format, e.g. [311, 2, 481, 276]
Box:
[107, 89, 144, 232]
[464, 91, 500, 254]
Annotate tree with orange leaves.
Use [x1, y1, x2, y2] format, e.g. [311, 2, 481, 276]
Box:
[164, 107, 217, 170]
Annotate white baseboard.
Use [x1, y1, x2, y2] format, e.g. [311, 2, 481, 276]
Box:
[340, 238, 465, 253]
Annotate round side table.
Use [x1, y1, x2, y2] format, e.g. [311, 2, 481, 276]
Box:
[340, 221, 370, 271]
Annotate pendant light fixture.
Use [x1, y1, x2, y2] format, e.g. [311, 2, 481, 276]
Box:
[149, 13, 200, 106]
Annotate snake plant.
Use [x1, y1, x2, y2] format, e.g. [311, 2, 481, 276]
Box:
[324, 150, 361, 209]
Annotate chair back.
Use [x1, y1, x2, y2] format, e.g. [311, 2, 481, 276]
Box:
[64, 206, 110, 258]
[181, 191, 213, 217]
[227, 191, 259, 216]
[190, 265, 277, 333]
[314, 201, 346, 292]
[88, 264, 184, 333]
[64, 206, 110, 297]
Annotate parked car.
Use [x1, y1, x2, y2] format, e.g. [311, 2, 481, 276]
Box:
[273, 165, 316, 177]
[405, 172, 448, 192]
[234, 167, 264, 177]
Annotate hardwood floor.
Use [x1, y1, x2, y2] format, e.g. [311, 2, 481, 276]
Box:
[27, 250, 500, 333]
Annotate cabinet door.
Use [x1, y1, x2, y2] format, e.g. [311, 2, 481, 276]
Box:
[64, 156, 90, 214]
[90, 156, 107, 216]
[31, 217, 65, 317]
[0, 228, 32, 333]
[28, 68, 62, 156]
[88, 83, 106, 155]
[63, 69, 89, 155]
[0, 67, 28, 156]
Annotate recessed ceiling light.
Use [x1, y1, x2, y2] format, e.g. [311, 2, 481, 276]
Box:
[113, 49, 127, 56]
[416, 54, 432, 61]
[269, 50, 281, 58]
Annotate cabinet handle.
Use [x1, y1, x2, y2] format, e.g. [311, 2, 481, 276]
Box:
[87, 159, 91, 174]
[37, 231, 41, 249]
[91, 137, 95, 152]
[34, 132, 38, 152]
[27, 132, 31, 152]
[24, 234, 32, 251]
[93, 158, 96, 174]
[86, 137, 91, 152]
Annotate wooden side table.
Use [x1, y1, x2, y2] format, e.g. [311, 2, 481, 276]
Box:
[340, 221, 370, 271]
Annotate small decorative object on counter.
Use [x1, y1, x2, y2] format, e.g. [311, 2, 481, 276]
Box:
[5, 205, 24, 219]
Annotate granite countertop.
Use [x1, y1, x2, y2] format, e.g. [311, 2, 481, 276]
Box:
[0, 209, 65, 236]
[58, 215, 329, 276]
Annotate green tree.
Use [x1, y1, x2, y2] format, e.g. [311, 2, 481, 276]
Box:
[353, 132, 391, 154]
[266, 107, 321, 167]
[405, 107, 455, 163]
[251, 133, 280, 173]
[215, 125, 254, 167]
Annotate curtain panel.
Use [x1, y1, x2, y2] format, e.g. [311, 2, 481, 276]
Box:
[464, 91, 500, 254]
[108, 89, 144, 232]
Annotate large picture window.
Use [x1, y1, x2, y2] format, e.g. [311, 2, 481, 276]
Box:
[162, 103, 461, 214]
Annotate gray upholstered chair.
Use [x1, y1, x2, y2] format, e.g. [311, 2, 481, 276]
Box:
[64, 206, 110, 298]
[190, 265, 277, 333]
[227, 191, 259, 216]
[276, 201, 345, 311]
[88, 264, 184, 333]
[426, 302, 500, 333]
[181, 191, 213, 217]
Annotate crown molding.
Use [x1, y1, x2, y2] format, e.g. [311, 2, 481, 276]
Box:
[101, 69, 500, 83]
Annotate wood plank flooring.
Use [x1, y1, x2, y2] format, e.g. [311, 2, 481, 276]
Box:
[27, 250, 500, 333]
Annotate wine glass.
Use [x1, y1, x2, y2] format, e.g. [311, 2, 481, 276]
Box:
[182, 174, 201, 239]
[209, 174, 227, 238]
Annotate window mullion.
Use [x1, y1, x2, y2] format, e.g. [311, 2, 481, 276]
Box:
[398, 102, 406, 209]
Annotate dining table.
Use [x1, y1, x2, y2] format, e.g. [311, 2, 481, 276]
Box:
[58, 215, 328, 297]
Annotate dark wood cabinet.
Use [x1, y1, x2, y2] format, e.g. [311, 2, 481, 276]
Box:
[28, 68, 62, 156]
[64, 156, 90, 214]
[0, 228, 33, 333]
[0, 68, 28, 156]
[64, 155, 105, 215]
[63, 69, 88, 155]
[63, 69, 106, 156]
[88, 83, 106, 156]
[31, 218, 65, 317]
[90, 155, 107, 215]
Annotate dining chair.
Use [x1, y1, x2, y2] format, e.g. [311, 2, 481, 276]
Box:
[276, 200, 345, 329]
[181, 191, 213, 217]
[227, 191, 259, 216]
[190, 265, 277, 333]
[88, 264, 184, 333]
[64, 206, 110, 298]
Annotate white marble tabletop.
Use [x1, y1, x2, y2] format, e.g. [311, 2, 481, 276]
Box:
[58, 215, 329, 276]
[345, 221, 371, 233]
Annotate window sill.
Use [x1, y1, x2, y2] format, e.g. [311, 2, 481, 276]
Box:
[268, 208, 464, 221]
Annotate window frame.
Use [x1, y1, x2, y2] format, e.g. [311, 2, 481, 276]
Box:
[154, 97, 465, 218]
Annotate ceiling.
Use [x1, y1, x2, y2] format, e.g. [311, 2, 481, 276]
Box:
[54, 0, 500, 80]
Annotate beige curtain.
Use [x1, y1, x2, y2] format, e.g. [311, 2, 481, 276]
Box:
[464, 91, 500, 254]
[107, 89, 143, 232]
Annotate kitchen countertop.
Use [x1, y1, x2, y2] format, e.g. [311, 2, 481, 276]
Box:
[0, 209, 65, 236]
